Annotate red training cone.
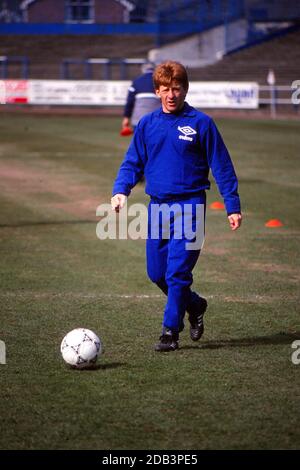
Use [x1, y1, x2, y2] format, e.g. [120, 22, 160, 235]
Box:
[120, 126, 133, 137]
[265, 219, 283, 228]
[209, 201, 225, 210]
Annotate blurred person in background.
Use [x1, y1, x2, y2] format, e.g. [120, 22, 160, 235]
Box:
[122, 61, 161, 132]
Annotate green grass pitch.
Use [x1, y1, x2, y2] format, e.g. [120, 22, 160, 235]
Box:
[0, 112, 299, 449]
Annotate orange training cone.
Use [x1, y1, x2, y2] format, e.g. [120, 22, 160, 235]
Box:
[210, 201, 225, 210]
[265, 219, 283, 228]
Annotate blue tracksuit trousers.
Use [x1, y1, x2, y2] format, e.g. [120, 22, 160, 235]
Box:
[146, 194, 206, 332]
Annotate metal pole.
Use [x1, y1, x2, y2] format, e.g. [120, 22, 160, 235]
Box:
[0, 57, 8, 79]
[22, 57, 29, 79]
[85, 60, 92, 80]
[270, 85, 277, 119]
[267, 69, 276, 119]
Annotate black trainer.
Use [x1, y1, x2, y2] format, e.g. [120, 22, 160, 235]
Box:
[188, 295, 207, 342]
[154, 328, 179, 352]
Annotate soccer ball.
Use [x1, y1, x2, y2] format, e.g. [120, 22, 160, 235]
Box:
[60, 328, 102, 369]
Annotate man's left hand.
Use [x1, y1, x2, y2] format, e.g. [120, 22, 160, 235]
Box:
[228, 213, 242, 231]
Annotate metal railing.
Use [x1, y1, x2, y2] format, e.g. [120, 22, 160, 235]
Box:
[0, 56, 29, 79]
[61, 57, 148, 80]
[259, 84, 300, 118]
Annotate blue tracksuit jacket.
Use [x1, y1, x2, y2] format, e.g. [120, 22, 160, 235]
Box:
[114, 102, 241, 215]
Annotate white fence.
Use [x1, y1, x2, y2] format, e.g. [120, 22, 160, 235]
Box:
[0, 80, 299, 115]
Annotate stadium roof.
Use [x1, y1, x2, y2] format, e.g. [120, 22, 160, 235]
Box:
[20, 0, 136, 11]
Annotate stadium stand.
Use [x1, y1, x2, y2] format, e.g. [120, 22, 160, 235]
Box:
[0, 34, 156, 79]
[186, 28, 300, 86]
[0, 27, 299, 86]
[0, 1, 299, 114]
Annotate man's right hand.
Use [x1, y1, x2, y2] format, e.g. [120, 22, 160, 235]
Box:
[111, 194, 127, 212]
[228, 213, 242, 231]
[122, 117, 130, 129]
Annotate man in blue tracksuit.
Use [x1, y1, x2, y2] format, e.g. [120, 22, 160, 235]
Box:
[112, 61, 242, 352]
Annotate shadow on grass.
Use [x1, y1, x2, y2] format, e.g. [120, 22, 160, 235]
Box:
[0, 220, 95, 228]
[69, 362, 126, 371]
[181, 331, 300, 351]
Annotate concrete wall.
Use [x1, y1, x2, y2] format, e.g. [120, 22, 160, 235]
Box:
[27, 0, 64, 23]
[95, 0, 126, 23]
[24, 0, 127, 24]
[149, 19, 248, 68]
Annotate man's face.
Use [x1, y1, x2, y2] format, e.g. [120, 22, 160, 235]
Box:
[156, 81, 188, 113]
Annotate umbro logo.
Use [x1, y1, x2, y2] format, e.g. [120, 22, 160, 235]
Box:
[177, 126, 197, 141]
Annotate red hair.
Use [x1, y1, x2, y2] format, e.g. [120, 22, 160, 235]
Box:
[153, 61, 189, 91]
